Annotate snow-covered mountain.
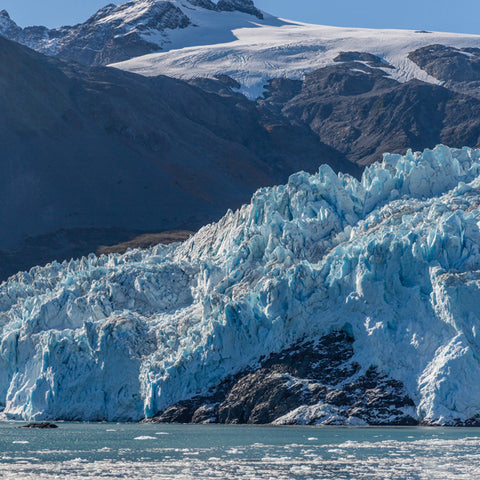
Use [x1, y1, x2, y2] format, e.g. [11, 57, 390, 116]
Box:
[0, 0, 275, 65]
[3, 2, 480, 166]
[3, 1, 480, 168]
[2, 145, 480, 425]
[114, 22, 480, 98]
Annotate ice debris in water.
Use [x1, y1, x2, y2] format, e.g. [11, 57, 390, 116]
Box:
[1, 145, 480, 424]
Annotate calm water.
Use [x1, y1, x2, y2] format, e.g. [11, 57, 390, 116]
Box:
[1, 422, 480, 479]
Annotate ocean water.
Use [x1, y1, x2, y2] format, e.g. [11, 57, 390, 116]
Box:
[1, 423, 480, 479]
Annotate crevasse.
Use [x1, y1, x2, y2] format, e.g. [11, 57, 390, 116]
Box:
[1, 144, 480, 423]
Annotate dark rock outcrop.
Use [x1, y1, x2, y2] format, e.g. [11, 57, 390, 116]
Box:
[408, 44, 480, 100]
[334, 51, 395, 69]
[216, 0, 263, 19]
[148, 331, 417, 425]
[20, 422, 58, 429]
[188, 0, 217, 9]
[258, 59, 480, 165]
[408, 44, 480, 83]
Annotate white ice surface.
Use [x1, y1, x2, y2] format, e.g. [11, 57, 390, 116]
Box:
[2, 145, 480, 423]
[112, 18, 480, 98]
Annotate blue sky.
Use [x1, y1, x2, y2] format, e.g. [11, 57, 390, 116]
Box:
[2, 0, 480, 34]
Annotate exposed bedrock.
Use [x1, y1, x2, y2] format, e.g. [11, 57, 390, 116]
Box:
[150, 331, 418, 426]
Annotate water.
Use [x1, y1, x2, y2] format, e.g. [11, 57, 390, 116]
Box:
[1, 423, 480, 479]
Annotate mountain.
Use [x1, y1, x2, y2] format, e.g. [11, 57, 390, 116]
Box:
[1, 145, 480, 425]
[0, 34, 351, 279]
[258, 62, 480, 165]
[2, 2, 480, 168]
[4, 1, 480, 95]
[0, 0, 273, 66]
[112, 15, 480, 164]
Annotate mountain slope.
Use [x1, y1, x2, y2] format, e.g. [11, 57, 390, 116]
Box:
[1, 145, 480, 425]
[0, 35, 351, 277]
[258, 63, 480, 165]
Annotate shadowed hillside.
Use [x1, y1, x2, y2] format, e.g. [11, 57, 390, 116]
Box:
[0, 36, 353, 279]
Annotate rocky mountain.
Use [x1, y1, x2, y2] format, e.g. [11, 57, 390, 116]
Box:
[2, 145, 480, 426]
[408, 44, 480, 98]
[258, 59, 480, 165]
[0, 0, 269, 65]
[0, 35, 351, 280]
[112, 11, 480, 164]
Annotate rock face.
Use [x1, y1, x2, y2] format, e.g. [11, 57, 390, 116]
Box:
[216, 0, 263, 19]
[258, 58, 480, 165]
[2, 145, 480, 425]
[150, 331, 417, 425]
[408, 44, 480, 83]
[408, 44, 480, 100]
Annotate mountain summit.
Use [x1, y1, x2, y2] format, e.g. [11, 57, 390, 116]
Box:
[0, 9, 21, 38]
[0, 0, 270, 65]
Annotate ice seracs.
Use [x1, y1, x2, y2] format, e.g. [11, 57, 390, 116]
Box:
[1, 145, 480, 424]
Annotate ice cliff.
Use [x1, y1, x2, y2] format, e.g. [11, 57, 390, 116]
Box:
[2, 144, 480, 424]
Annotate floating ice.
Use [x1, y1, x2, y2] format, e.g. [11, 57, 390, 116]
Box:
[1, 145, 480, 424]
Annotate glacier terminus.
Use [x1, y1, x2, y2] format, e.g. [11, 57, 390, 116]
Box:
[1, 145, 480, 425]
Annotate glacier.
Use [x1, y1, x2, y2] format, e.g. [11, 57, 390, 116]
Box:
[113, 20, 480, 99]
[2, 144, 480, 424]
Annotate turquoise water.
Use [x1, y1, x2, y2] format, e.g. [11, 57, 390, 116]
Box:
[1, 423, 480, 479]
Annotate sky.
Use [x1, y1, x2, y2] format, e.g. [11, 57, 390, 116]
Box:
[2, 0, 480, 34]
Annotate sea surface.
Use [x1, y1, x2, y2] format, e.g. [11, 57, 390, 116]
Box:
[1, 422, 480, 479]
